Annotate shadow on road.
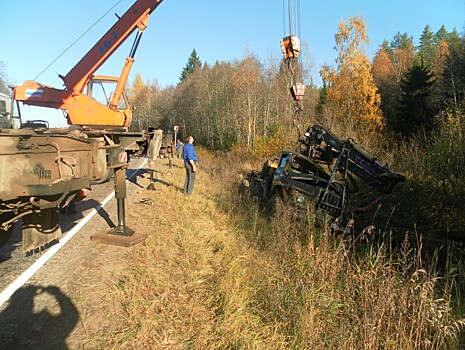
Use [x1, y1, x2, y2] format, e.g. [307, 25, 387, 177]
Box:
[0, 285, 79, 349]
[59, 199, 116, 234]
[126, 168, 148, 189]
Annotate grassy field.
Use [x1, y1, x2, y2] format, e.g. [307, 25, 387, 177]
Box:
[93, 149, 465, 349]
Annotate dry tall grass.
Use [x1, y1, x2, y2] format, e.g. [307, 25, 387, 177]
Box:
[391, 110, 465, 238]
[95, 146, 465, 349]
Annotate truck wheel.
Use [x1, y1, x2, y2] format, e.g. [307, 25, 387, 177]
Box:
[248, 174, 263, 197]
[0, 213, 15, 249]
[265, 193, 282, 217]
[0, 227, 13, 249]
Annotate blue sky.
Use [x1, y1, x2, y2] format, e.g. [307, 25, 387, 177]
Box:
[1, 0, 464, 127]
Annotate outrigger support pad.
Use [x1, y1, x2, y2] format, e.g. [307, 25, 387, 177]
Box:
[92, 167, 146, 247]
[147, 167, 156, 190]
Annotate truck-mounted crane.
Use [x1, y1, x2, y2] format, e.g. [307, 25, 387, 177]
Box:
[0, 0, 165, 251]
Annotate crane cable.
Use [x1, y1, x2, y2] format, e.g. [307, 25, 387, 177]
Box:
[34, 0, 123, 81]
[281, 0, 304, 111]
[283, 0, 301, 38]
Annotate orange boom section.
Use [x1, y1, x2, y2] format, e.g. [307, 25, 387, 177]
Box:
[13, 0, 163, 128]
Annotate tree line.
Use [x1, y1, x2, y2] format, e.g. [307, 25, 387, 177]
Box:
[1, 16, 462, 150]
[127, 17, 465, 152]
[127, 48, 317, 151]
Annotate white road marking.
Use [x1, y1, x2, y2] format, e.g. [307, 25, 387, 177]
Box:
[0, 158, 147, 307]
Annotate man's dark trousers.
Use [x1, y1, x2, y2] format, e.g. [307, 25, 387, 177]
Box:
[184, 163, 196, 194]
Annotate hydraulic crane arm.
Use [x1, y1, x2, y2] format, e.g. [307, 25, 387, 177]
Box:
[302, 125, 405, 194]
[62, 0, 163, 93]
[13, 0, 163, 128]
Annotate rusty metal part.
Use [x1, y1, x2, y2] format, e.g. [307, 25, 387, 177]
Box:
[22, 208, 62, 252]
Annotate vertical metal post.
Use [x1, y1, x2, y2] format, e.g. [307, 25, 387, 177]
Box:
[109, 167, 134, 236]
[147, 167, 156, 190]
[93, 164, 146, 247]
[116, 197, 126, 231]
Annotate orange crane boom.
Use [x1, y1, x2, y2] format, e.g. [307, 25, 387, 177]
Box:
[13, 0, 164, 128]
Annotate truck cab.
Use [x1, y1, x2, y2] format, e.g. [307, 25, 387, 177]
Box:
[0, 92, 13, 129]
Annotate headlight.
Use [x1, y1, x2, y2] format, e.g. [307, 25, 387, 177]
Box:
[296, 194, 305, 204]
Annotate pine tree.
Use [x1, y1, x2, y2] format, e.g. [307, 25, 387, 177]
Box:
[418, 25, 436, 67]
[395, 64, 435, 136]
[390, 32, 414, 51]
[436, 25, 448, 43]
[179, 49, 202, 83]
[389, 32, 416, 83]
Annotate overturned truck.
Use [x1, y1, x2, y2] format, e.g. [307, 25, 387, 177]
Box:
[246, 125, 405, 231]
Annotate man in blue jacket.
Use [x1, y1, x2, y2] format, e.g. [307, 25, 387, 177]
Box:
[182, 135, 198, 194]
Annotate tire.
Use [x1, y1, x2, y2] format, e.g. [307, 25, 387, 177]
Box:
[248, 175, 263, 198]
[0, 212, 17, 248]
[0, 227, 13, 249]
[265, 193, 283, 217]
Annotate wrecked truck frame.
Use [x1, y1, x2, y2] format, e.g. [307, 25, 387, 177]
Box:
[246, 124, 406, 230]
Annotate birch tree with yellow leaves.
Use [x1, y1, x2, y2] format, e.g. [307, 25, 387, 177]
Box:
[320, 16, 382, 133]
[127, 73, 162, 132]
